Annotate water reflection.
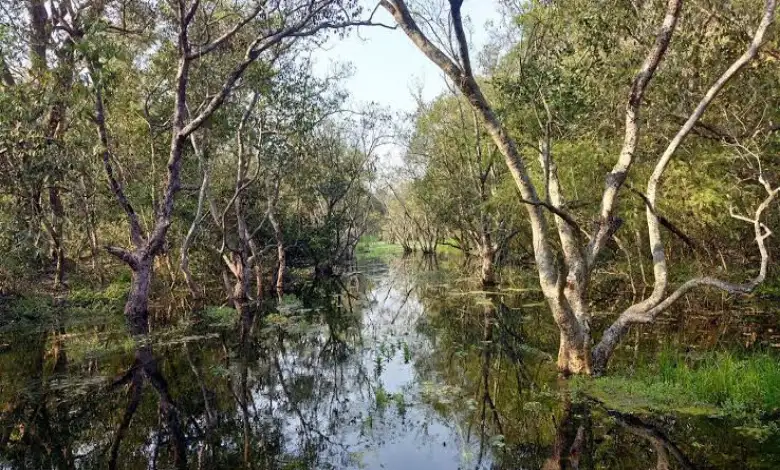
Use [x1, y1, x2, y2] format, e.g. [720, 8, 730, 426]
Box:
[1, 258, 778, 469]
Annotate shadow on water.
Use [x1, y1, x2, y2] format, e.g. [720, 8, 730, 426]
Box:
[1, 256, 779, 468]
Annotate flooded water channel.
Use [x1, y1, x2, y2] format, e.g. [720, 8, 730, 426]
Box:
[1, 256, 778, 469]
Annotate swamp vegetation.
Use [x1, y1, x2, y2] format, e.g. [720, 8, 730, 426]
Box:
[1, 0, 779, 468]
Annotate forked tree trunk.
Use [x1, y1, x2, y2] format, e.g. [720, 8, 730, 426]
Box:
[549, 297, 592, 375]
[383, 0, 776, 376]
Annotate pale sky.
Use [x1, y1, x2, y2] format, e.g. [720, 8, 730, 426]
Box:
[311, 0, 504, 164]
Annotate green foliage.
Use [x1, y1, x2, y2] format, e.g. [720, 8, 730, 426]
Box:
[68, 280, 129, 308]
[0, 295, 54, 333]
[202, 305, 239, 327]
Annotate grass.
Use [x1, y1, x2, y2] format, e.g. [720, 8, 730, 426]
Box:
[355, 236, 404, 260]
[574, 350, 780, 417]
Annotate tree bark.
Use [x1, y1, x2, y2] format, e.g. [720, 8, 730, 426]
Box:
[268, 208, 285, 299]
[126, 259, 153, 335]
[479, 238, 496, 287]
[555, 319, 591, 375]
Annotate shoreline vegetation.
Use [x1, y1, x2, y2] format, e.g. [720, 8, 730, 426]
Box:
[573, 350, 780, 419]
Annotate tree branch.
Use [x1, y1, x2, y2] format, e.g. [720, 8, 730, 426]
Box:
[588, 0, 683, 268]
[187, 4, 263, 60]
[447, 0, 472, 77]
[627, 184, 698, 252]
[642, 0, 776, 308]
[91, 66, 145, 249]
[105, 245, 139, 269]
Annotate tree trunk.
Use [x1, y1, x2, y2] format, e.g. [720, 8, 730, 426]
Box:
[53, 243, 65, 287]
[557, 332, 591, 376]
[125, 260, 153, 336]
[480, 246, 496, 288]
[223, 252, 251, 318]
[275, 241, 285, 299]
[48, 184, 66, 287]
[268, 209, 285, 299]
[591, 317, 631, 375]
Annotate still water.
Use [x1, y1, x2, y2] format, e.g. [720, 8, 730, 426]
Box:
[1, 256, 778, 469]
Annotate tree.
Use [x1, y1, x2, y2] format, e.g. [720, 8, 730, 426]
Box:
[380, 0, 778, 374]
[0, 0, 86, 287]
[406, 88, 528, 285]
[80, 0, 370, 334]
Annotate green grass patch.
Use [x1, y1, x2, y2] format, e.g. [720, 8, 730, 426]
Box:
[574, 351, 780, 417]
[355, 236, 404, 260]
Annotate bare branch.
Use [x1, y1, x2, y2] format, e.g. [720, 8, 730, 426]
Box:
[627, 185, 698, 252]
[447, 0, 472, 77]
[648, 0, 778, 201]
[518, 197, 581, 235]
[642, 0, 777, 305]
[379, 1, 463, 80]
[633, 180, 776, 322]
[180, 134, 210, 295]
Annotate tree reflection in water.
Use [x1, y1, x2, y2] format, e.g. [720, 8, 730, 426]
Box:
[0, 258, 777, 469]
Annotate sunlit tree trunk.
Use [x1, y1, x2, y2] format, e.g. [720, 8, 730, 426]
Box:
[479, 238, 496, 288]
